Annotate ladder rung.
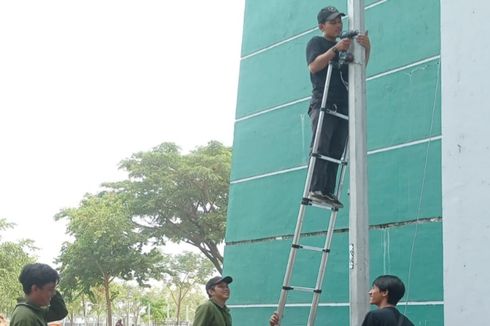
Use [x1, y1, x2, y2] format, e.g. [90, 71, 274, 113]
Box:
[293, 244, 329, 253]
[312, 153, 347, 165]
[325, 109, 348, 120]
[299, 245, 330, 252]
[283, 286, 321, 293]
[310, 200, 338, 211]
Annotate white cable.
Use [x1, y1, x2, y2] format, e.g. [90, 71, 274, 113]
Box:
[403, 59, 441, 313]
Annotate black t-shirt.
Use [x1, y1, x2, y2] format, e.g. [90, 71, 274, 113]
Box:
[361, 307, 415, 326]
[306, 36, 349, 108]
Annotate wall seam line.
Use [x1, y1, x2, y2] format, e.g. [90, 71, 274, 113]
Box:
[230, 136, 442, 185]
[225, 217, 442, 246]
[228, 300, 443, 309]
[236, 56, 440, 122]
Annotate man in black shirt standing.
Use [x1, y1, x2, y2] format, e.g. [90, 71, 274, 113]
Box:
[306, 6, 370, 208]
[269, 275, 414, 326]
[361, 275, 415, 326]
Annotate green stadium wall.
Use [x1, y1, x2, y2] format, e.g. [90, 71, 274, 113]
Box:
[223, 0, 442, 325]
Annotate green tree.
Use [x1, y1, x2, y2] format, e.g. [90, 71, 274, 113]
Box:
[0, 218, 35, 315]
[142, 294, 167, 325]
[55, 192, 164, 326]
[106, 141, 231, 273]
[64, 294, 85, 326]
[87, 286, 108, 326]
[112, 284, 146, 326]
[164, 252, 214, 324]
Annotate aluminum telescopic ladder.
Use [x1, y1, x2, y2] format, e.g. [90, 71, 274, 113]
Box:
[275, 62, 349, 326]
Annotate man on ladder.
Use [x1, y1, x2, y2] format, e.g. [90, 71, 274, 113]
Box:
[307, 6, 370, 208]
[269, 5, 371, 326]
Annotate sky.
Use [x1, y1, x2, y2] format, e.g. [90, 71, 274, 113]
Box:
[0, 0, 245, 265]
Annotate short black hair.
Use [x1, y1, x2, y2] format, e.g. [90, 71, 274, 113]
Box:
[372, 275, 406, 305]
[19, 263, 60, 294]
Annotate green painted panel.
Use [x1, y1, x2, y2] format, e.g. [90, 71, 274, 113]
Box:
[232, 63, 440, 181]
[230, 102, 310, 181]
[241, 0, 346, 56]
[226, 171, 303, 241]
[241, 0, 439, 63]
[223, 234, 350, 304]
[367, 59, 441, 150]
[397, 305, 443, 326]
[236, 38, 310, 119]
[365, 0, 440, 75]
[368, 141, 442, 224]
[228, 305, 442, 326]
[223, 223, 442, 305]
[229, 305, 349, 326]
[226, 168, 349, 242]
[226, 141, 440, 242]
[236, 0, 439, 119]
[369, 223, 443, 300]
[225, 0, 443, 323]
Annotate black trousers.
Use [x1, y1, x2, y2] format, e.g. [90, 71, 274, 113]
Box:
[309, 104, 348, 195]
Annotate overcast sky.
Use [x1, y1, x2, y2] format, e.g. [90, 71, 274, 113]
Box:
[0, 0, 245, 265]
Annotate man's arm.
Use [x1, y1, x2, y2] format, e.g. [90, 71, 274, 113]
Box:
[46, 291, 68, 322]
[309, 38, 352, 74]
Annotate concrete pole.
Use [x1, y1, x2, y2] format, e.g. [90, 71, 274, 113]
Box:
[347, 0, 370, 325]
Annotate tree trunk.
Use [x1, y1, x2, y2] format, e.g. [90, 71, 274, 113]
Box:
[197, 243, 223, 273]
[175, 287, 182, 325]
[104, 273, 113, 326]
[82, 295, 87, 325]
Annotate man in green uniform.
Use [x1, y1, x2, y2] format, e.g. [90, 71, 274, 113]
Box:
[193, 276, 233, 326]
[9, 263, 68, 326]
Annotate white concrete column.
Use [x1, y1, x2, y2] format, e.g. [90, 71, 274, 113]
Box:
[441, 1, 490, 324]
[347, 0, 370, 325]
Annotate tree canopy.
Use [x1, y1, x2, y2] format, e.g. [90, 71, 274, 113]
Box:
[55, 192, 164, 326]
[0, 218, 35, 314]
[163, 252, 214, 324]
[106, 141, 231, 273]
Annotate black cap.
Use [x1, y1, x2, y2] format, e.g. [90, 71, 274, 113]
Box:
[205, 276, 233, 292]
[317, 6, 345, 24]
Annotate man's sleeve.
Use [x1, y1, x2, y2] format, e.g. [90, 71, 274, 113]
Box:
[46, 291, 68, 322]
[361, 311, 376, 326]
[10, 318, 33, 326]
[306, 37, 324, 65]
[193, 304, 210, 326]
[9, 306, 32, 326]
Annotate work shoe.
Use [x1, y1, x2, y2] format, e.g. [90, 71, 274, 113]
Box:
[324, 193, 344, 209]
[309, 190, 329, 204]
[309, 191, 338, 209]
